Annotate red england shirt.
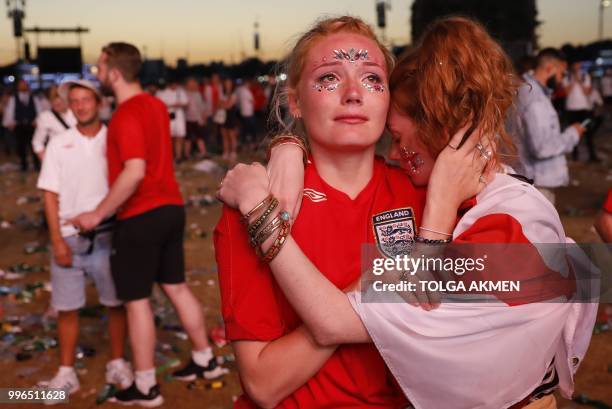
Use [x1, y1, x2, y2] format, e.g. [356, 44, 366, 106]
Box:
[214, 157, 424, 408]
[107, 93, 183, 220]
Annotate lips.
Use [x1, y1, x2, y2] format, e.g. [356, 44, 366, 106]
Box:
[334, 114, 368, 124]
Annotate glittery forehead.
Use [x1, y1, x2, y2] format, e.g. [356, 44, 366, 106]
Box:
[333, 48, 369, 63]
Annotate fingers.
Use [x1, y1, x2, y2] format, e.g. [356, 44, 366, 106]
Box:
[398, 288, 420, 307]
[416, 269, 441, 310]
[446, 124, 471, 150]
[459, 125, 485, 152]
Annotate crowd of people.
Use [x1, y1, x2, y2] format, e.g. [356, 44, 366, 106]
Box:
[142, 72, 269, 163]
[0, 71, 271, 172]
[0, 12, 609, 409]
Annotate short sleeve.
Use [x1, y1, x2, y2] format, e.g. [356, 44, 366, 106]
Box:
[113, 111, 146, 161]
[36, 139, 61, 193]
[214, 206, 286, 341]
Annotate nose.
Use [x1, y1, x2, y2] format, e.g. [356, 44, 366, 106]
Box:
[341, 78, 363, 106]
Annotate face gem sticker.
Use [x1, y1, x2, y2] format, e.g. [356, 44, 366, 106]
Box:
[312, 82, 339, 92]
[362, 82, 386, 93]
[333, 48, 369, 63]
[400, 147, 425, 173]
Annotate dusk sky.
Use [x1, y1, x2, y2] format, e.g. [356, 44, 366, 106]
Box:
[0, 0, 608, 65]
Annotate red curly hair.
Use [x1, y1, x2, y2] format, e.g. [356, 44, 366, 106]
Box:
[390, 16, 520, 161]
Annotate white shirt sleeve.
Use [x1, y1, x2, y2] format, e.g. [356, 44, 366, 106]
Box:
[2, 97, 15, 128]
[522, 99, 579, 159]
[36, 139, 61, 194]
[32, 111, 49, 153]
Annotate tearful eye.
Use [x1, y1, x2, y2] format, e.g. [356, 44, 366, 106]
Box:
[313, 73, 340, 92]
[318, 73, 338, 83]
[364, 74, 382, 84]
[362, 74, 386, 93]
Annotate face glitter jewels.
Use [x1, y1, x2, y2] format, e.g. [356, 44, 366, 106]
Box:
[400, 147, 425, 173]
[312, 82, 339, 92]
[362, 82, 386, 93]
[333, 48, 369, 63]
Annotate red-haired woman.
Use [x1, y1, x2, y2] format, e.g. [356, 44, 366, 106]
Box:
[218, 17, 596, 409]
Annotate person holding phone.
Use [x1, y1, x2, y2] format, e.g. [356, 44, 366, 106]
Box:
[513, 49, 585, 206]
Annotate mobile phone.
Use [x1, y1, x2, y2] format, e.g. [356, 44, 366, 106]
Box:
[580, 118, 592, 128]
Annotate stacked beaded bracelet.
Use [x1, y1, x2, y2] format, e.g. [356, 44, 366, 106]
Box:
[267, 134, 309, 166]
[414, 236, 452, 244]
[248, 197, 279, 237]
[241, 194, 274, 224]
[242, 194, 291, 262]
[251, 211, 285, 248]
[261, 215, 291, 263]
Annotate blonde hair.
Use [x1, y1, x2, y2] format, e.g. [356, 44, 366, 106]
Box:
[269, 16, 394, 137]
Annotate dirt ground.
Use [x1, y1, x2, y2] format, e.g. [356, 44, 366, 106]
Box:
[0, 125, 610, 409]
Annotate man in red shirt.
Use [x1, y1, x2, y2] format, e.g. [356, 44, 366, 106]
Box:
[71, 42, 223, 407]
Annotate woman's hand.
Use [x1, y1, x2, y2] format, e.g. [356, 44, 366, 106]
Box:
[267, 144, 305, 220]
[421, 126, 493, 239]
[52, 238, 72, 267]
[427, 126, 492, 212]
[217, 163, 271, 216]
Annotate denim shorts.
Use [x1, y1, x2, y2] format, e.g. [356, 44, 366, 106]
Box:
[50, 231, 121, 311]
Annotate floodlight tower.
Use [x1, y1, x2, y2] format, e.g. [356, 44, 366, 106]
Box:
[6, 0, 26, 60]
[600, 0, 611, 40]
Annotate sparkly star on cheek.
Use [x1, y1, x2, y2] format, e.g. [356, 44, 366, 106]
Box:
[362, 82, 386, 93]
[312, 83, 339, 92]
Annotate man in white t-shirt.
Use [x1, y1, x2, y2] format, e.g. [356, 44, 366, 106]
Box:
[37, 80, 132, 400]
[564, 61, 598, 161]
[156, 79, 188, 162]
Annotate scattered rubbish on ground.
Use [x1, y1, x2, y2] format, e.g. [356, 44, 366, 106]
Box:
[16, 195, 41, 206]
[187, 379, 226, 390]
[186, 194, 218, 208]
[210, 326, 227, 348]
[0, 162, 19, 173]
[192, 160, 222, 174]
[24, 241, 48, 254]
[594, 322, 610, 334]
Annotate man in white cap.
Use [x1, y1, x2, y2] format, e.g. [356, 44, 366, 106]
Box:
[37, 80, 132, 401]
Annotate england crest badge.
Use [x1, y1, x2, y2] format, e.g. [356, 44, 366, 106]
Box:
[372, 208, 415, 258]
